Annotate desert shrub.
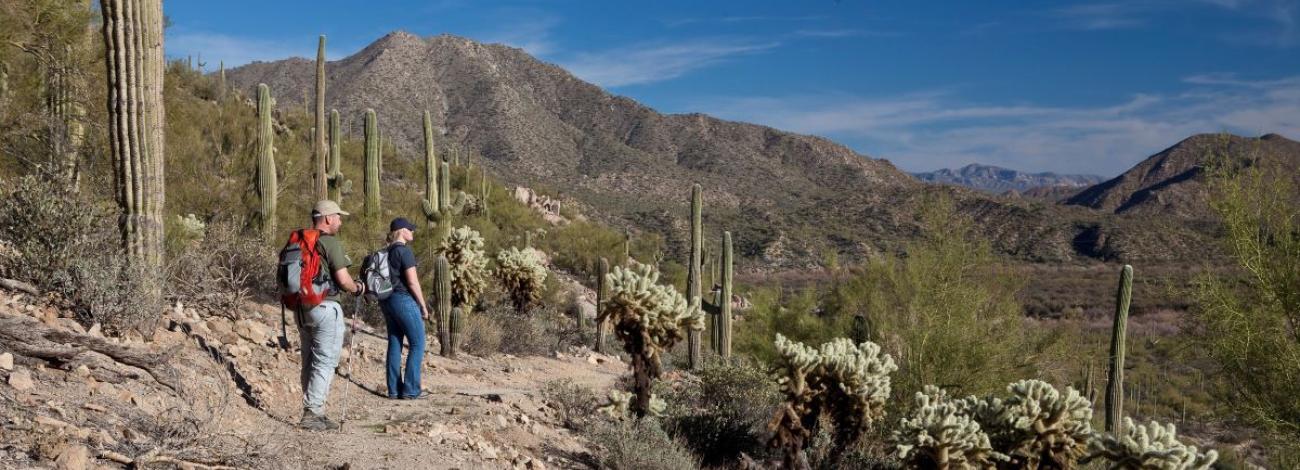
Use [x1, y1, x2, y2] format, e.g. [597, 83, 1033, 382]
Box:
[458, 311, 503, 356]
[661, 358, 781, 467]
[494, 246, 548, 313]
[0, 173, 161, 333]
[582, 417, 699, 470]
[165, 216, 275, 316]
[1083, 418, 1218, 469]
[1191, 147, 1300, 439]
[540, 379, 601, 431]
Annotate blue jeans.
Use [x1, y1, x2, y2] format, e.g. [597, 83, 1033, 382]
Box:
[379, 292, 426, 398]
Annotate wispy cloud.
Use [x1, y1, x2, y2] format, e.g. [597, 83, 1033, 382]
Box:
[665, 15, 826, 28]
[694, 75, 1300, 175]
[562, 39, 779, 88]
[1048, 3, 1149, 30]
[477, 8, 562, 57]
[791, 29, 901, 38]
[1207, 0, 1299, 46]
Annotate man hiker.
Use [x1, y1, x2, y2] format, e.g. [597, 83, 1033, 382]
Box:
[377, 217, 431, 399]
[297, 200, 365, 431]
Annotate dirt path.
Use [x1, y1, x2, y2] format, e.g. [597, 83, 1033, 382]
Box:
[0, 293, 627, 469]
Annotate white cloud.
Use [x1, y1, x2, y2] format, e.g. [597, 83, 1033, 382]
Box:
[562, 39, 779, 88]
[693, 76, 1300, 175]
[477, 9, 562, 57]
[1049, 3, 1149, 30]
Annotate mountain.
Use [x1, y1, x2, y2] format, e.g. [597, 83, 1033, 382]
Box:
[225, 31, 1211, 265]
[1065, 133, 1300, 218]
[912, 164, 1104, 193]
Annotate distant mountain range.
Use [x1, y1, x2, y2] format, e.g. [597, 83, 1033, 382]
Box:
[224, 31, 1288, 265]
[911, 164, 1104, 193]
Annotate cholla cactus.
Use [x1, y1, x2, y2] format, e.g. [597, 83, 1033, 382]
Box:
[893, 386, 1006, 469]
[971, 379, 1094, 468]
[599, 263, 703, 417]
[435, 226, 488, 308]
[598, 389, 666, 420]
[494, 247, 548, 313]
[1084, 418, 1217, 470]
[769, 334, 899, 469]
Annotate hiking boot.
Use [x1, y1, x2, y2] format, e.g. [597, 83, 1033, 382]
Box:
[299, 411, 339, 431]
[401, 391, 432, 400]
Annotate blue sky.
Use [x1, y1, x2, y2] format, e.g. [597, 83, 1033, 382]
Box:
[165, 0, 1300, 176]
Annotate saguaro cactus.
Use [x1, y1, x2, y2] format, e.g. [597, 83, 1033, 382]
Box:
[480, 170, 490, 218]
[450, 307, 464, 356]
[101, 0, 166, 268]
[217, 61, 225, 98]
[363, 109, 380, 216]
[595, 257, 610, 353]
[313, 35, 327, 201]
[722, 229, 733, 355]
[256, 84, 277, 240]
[1106, 264, 1133, 434]
[435, 255, 453, 356]
[686, 184, 703, 368]
[420, 111, 441, 227]
[327, 109, 343, 202]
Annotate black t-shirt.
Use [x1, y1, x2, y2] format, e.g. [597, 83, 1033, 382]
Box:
[387, 243, 418, 294]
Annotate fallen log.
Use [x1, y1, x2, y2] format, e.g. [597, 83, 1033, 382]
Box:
[0, 278, 38, 295]
[0, 307, 181, 393]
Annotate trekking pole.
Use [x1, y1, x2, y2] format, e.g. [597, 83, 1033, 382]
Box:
[339, 295, 359, 431]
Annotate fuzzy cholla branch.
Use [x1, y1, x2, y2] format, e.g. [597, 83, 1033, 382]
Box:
[1084, 418, 1218, 470]
[893, 386, 1007, 469]
[960, 379, 1094, 468]
[435, 226, 488, 308]
[598, 390, 666, 420]
[494, 247, 548, 313]
[601, 263, 704, 359]
[769, 334, 898, 469]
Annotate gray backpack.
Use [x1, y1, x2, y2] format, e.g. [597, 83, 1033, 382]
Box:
[361, 244, 395, 302]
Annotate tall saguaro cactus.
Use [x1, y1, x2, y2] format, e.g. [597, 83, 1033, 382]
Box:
[313, 35, 327, 200]
[595, 257, 610, 353]
[719, 231, 734, 358]
[101, 0, 166, 268]
[363, 109, 380, 216]
[686, 183, 704, 369]
[217, 61, 225, 98]
[327, 109, 343, 202]
[435, 255, 453, 356]
[1105, 264, 1133, 434]
[256, 84, 277, 240]
[420, 111, 441, 227]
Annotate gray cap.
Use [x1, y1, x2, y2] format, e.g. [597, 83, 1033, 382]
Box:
[312, 200, 350, 217]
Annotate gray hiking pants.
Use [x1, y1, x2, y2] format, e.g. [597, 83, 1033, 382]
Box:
[297, 300, 345, 415]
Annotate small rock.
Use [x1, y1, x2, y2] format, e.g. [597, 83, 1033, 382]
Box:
[82, 403, 107, 413]
[497, 415, 509, 428]
[73, 365, 91, 378]
[7, 368, 33, 391]
[35, 416, 69, 428]
[0, 352, 13, 370]
[52, 443, 89, 470]
[86, 323, 102, 337]
[517, 414, 531, 425]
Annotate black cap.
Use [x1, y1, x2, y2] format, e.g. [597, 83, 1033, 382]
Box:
[390, 217, 418, 232]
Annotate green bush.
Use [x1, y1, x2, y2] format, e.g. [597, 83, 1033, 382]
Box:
[582, 417, 699, 470]
[661, 358, 781, 466]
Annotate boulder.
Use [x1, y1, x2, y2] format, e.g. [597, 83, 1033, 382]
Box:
[0, 352, 12, 370]
[7, 368, 33, 391]
[51, 442, 89, 470]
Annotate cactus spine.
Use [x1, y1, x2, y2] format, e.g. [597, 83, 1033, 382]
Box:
[313, 35, 327, 201]
[101, 0, 166, 268]
[595, 257, 610, 353]
[363, 109, 380, 216]
[719, 231, 734, 359]
[1105, 264, 1133, 434]
[256, 84, 276, 241]
[327, 109, 342, 202]
[686, 183, 703, 369]
[435, 255, 453, 356]
[420, 111, 441, 227]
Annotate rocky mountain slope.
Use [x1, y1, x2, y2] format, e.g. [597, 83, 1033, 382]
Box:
[1066, 133, 1300, 218]
[913, 164, 1103, 193]
[225, 31, 1213, 264]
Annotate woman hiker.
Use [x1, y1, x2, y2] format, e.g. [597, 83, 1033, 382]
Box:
[379, 217, 431, 399]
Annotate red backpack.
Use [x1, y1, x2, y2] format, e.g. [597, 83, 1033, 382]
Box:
[278, 229, 334, 310]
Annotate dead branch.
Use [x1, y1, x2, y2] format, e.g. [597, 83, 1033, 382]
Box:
[0, 307, 181, 393]
[0, 278, 39, 295]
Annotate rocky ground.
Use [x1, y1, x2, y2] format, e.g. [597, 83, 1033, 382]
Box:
[0, 288, 627, 469]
